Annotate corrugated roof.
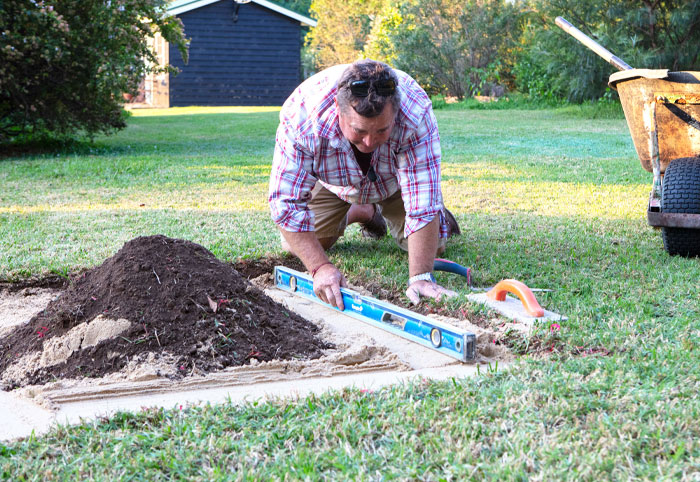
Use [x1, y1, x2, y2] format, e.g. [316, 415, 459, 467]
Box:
[168, 0, 317, 27]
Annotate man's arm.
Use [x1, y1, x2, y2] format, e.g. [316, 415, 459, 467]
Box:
[405, 216, 456, 305]
[280, 230, 347, 310]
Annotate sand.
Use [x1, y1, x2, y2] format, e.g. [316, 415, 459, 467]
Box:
[0, 282, 523, 442]
[2, 315, 132, 388]
[0, 287, 58, 337]
[1, 286, 408, 410]
[0, 282, 518, 408]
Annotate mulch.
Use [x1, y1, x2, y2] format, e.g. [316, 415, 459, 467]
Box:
[0, 235, 332, 389]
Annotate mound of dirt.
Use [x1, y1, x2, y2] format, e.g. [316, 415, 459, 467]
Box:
[0, 235, 332, 389]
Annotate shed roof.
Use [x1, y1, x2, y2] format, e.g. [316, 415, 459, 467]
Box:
[168, 0, 317, 27]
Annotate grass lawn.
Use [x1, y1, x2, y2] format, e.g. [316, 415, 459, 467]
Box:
[2, 104, 700, 479]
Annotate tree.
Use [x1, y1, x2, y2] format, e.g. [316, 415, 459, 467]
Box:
[521, 0, 700, 102]
[367, 0, 525, 99]
[305, 0, 391, 70]
[0, 0, 188, 142]
[275, 0, 312, 15]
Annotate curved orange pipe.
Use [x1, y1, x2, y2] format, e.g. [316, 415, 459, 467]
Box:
[486, 279, 545, 318]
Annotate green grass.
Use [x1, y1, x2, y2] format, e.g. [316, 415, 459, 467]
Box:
[2, 105, 700, 479]
[431, 94, 625, 120]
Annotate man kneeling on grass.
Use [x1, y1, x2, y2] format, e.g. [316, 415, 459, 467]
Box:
[268, 59, 461, 310]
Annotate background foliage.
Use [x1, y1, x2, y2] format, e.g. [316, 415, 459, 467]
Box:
[522, 0, 700, 102]
[0, 0, 188, 142]
[366, 0, 523, 98]
[305, 0, 391, 69]
[275, 0, 313, 16]
[306, 0, 700, 102]
[4, 0, 699, 144]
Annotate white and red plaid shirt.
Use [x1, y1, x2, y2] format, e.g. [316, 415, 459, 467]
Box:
[269, 64, 448, 239]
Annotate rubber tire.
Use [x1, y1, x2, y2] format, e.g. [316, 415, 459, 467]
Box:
[661, 156, 700, 257]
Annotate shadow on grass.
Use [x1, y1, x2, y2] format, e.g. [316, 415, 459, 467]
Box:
[2, 110, 280, 160]
[0, 136, 98, 160]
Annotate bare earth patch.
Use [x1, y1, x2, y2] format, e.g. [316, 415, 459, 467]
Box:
[0, 236, 332, 389]
[0, 241, 518, 414]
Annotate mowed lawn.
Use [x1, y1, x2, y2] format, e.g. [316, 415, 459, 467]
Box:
[1, 105, 699, 479]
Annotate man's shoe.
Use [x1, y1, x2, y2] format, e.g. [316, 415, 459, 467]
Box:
[443, 208, 461, 237]
[360, 204, 387, 239]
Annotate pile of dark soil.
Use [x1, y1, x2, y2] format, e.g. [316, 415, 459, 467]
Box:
[0, 235, 332, 388]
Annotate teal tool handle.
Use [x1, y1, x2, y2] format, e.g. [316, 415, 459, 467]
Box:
[434, 258, 471, 286]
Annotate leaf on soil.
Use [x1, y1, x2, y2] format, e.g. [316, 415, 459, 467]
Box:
[207, 295, 218, 313]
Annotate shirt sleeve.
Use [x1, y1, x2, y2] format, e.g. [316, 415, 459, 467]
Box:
[396, 108, 448, 238]
[268, 121, 318, 232]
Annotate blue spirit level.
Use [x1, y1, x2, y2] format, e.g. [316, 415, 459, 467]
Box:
[274, 266, 476, 362]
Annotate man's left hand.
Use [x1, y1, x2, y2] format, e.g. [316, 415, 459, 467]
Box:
[405, 280, 457, 305]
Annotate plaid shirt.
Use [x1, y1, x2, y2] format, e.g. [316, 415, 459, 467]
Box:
[269, 64, 448, 238]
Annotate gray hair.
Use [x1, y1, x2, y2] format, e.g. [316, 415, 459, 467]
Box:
[336, 60, 401, 118]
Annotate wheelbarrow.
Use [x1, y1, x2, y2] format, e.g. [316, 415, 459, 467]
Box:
[556, 17, 700, 257]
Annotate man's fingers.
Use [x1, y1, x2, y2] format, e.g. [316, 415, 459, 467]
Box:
[423, 284, 456, 299]
[406, 281, 457, 304]
[311, 265, 346, 310]
[330, 285, 345, 311]
[436, 286, 457, 299]
[315, 287, 327, 304]
[315, 283, 345, 310]
[337, 274, 348, 309]
[323, 287, 333, 306]
[405, 285, 421, 305]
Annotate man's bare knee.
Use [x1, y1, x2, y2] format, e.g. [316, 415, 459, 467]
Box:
[280, 237, 295, 255]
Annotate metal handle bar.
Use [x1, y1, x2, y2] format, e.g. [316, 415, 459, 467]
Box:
[555, 16, 633, 71]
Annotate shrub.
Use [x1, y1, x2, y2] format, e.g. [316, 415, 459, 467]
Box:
[0, 0, 188, 142]
[367, 0, 526, 100]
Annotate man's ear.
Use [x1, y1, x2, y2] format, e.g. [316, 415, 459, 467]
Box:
[334, 97, 343, 119]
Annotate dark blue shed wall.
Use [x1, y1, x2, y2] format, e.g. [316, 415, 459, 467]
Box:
[169, 1, 302, 106]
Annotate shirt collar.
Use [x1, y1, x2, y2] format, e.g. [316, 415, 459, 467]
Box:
[317, 97, 348, 150]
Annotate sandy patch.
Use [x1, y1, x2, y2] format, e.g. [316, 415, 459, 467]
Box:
[2, 315, 132, 388]
[0, 287, 58, 337]
[42, 315, 132, 366]
[1, 277, 519, 412]
[427, 314, 514, 364]
[1, 285, 406, 409]
[17, 343, 402, 409]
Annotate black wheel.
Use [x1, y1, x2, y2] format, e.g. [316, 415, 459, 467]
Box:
[661, 156, 700, 257]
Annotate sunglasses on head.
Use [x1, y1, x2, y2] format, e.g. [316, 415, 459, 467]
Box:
[349, 78, 397, 97]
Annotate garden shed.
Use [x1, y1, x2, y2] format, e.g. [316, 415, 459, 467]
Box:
[136, 0, 316, 107]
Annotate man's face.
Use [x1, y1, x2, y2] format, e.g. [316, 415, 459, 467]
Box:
[337, 102, 395, 153]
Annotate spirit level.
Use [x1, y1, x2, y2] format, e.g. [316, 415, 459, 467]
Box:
[274, 266, 476, 362]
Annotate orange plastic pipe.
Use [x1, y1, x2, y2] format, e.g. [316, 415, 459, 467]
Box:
[486, 279, 545, 318]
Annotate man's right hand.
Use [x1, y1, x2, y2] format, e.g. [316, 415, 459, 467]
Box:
[278, 229, 347, 310]
[313, 263, 347, 310]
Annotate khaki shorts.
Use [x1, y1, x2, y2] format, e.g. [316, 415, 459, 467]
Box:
[302, 182, 446, 251]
